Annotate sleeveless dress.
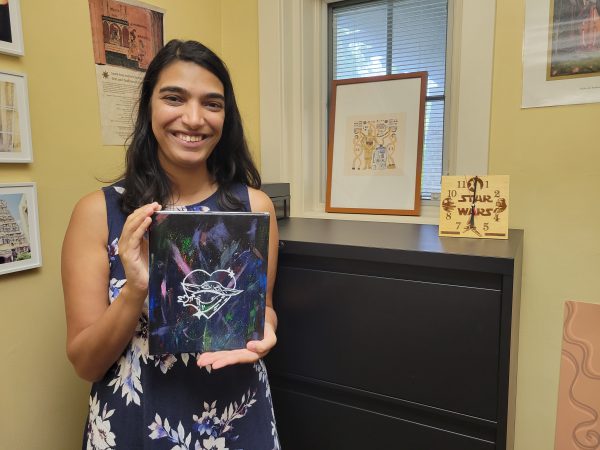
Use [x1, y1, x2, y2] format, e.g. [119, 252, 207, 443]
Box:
[83, 182, 280, 450]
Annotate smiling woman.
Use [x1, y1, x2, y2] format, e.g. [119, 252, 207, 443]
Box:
[61, 40, 281, 450]
[151, 61, 225, 186]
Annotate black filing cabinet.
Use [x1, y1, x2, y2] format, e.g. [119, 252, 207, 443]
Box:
[266, 218, 522, 450]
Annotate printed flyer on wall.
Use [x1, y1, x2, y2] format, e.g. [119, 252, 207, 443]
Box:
[88, 0, 164, 144]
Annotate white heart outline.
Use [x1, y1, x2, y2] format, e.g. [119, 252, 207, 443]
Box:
[177, 268, 243, 320]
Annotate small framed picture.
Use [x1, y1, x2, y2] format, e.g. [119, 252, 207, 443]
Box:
[326, 72, 427, 216]
[0, 182, 42, 275]
[0, 71, 33, 162]
[0, 0, 24, 56]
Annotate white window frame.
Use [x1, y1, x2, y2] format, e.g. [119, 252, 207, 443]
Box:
[258, 0, 495, 224]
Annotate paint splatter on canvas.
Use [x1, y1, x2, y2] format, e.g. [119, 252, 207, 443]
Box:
[148, 211, 269, 355]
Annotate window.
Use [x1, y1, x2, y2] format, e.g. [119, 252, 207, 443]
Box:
[330, 0, 448, 200]
[258, 0, 494, 222]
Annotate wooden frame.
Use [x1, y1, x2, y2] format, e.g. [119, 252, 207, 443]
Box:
[325, 72, 427, 216]
[0, 0, 24, 56]
[0, 71, 33, 162]
[0, 182, 42, 275]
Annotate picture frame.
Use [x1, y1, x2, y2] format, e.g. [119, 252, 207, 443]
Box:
[0, 71, 33, 162]
[523, 0, 600, 107]
[0, 182, 42, 275]
[325, 72, 427, 216]
[0, 0, 24, 56]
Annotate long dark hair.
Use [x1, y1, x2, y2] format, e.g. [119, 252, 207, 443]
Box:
[120, 39, 261, 214]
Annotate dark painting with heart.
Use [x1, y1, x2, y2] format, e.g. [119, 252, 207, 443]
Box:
[148, 210, 269, 355]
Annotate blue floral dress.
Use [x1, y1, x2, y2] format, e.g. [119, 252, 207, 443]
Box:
[83, 183, 280, 450]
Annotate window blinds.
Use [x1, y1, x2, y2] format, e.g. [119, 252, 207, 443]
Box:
[331, 0, 448, 200]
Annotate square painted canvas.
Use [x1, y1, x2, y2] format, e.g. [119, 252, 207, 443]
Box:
[148, 211, 269, 355]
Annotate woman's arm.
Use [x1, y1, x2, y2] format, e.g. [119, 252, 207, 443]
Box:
[196, 188, 279, 369]
[62, 191, 159, 381]
[248, 187, 279, 349]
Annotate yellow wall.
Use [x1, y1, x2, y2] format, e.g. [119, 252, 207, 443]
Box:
[491, 2, 600, 449]
[220, 0, 261, 168]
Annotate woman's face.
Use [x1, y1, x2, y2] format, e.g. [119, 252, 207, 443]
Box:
[150, 60, 225, 174]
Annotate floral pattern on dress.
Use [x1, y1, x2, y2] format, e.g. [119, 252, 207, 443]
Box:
[108, 337, 143, 405]
[87, 393, 117, 450]
[108, 278, 126, 303]
[254, 360, 272, 400]
[255, 361, 280, 450]
[107, 280, 206, 406]
[106, 281, 147, 405]
[148, 389, 257, 449]
[107, 238, 119, 266]
[271, 420, 280, 450]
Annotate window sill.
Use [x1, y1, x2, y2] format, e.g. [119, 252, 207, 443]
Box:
[293, 203, 440, 225]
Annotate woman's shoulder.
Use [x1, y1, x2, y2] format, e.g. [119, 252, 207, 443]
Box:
[73, 190, 106, 217]
[66, 190, 108, 246]
[70, 180, 126, 230]
[73, 181, 123, 215]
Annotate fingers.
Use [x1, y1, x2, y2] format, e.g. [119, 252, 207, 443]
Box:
[249, 321, 277, 352]
[246, 339, 271, 356]
[118, 202, 162, 293]
[197, 349, 259, 370]
[121, 203, 161, 244]
[196, 324, 278, 370]
[246, 326, 277, 356]
[120, 203, 161, 253]
[130, 215, 151, 243]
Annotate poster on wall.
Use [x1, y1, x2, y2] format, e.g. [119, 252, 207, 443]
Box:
[325, 73, 426, 216]
[0, 71, 33, 163]
[88, 0, 164, 145]
[0, 0, 24, 56]
[0, 183, 41, 276]
[523, 0, 600, 107]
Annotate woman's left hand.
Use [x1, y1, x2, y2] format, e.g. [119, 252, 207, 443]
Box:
[196, 322, 277, 370]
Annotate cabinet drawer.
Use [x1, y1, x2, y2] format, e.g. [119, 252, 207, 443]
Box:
[272, 387, 496, 450]
[269, 266, 502, 419]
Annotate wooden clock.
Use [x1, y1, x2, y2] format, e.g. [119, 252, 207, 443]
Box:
[438, 175, 510, 239]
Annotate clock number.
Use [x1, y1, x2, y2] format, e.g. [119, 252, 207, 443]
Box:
[456, 222, 461, 230]
[494, 190, 500, 198]
[457, 180, 466, 188]
[483, 223, 489, 231]
[448, 189, 457, 198]
[485, 180, 489, 188]
[446, 212, 452, 220]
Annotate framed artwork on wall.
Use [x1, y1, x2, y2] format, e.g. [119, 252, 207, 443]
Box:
[325, 72, 427, 216]
[0, 71, 33, 162]
[523, 0, 600, 107]
[0, 182, 42, 276]
[0, 0, 24, 56]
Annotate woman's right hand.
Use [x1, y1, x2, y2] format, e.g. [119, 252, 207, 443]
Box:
[118, 202, 162, 296]
[63, 194, 162, 381]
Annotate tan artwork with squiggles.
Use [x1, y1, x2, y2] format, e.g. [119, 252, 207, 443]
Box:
[345, 113, 406, 177]
[555, 301, 600, 449]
